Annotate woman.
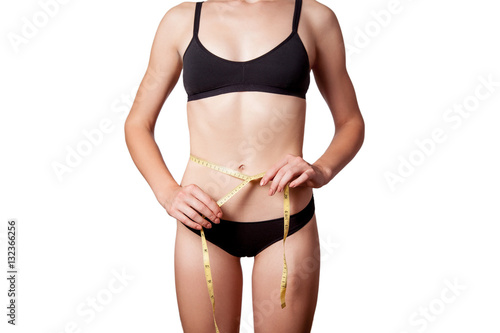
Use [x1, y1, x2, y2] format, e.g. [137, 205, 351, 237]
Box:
[125, 0, 364, 332]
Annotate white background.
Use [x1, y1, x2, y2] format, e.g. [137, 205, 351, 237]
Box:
[1, 0, 499, 332]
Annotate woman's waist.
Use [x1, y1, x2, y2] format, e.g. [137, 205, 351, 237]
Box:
[188, 143, 303, 175]
[181, 156, 313, 222]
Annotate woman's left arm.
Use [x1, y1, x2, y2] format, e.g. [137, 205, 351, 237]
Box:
[261, 4, 365, 195]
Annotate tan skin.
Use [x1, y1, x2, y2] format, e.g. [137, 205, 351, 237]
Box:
[124, 0, 364, 332]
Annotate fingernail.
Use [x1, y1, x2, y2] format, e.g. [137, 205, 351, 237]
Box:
[215, 218, 220, 224]
[206, 223, 212, 229]
[217, 212, 222, 217]
[260, 179, 264, 186]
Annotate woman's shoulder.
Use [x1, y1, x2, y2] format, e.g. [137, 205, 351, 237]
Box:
[302, 0, 342, 40]
[161, 1, 197, 23]
[154, 2, 197, 44]
[302, 0, 340, 30]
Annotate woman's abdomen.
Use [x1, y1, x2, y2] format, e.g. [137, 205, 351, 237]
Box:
[180, 92, 313, 222]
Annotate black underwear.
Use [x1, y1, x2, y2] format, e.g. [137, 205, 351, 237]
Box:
[183, 194, 315, 257]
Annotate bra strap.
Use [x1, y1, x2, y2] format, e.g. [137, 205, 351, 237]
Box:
[292, 0, 302, 33]
[193, 1, 203, 37]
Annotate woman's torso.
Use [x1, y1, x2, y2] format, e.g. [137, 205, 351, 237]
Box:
[178, 0, 317, 221]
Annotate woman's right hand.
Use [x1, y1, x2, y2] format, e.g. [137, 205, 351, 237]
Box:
[162, 184, 222, 230]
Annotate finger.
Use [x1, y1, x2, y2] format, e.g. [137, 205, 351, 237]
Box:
[185, 194, 220, 224]
[260, 156, 290, 186]
[180, 204, 213, 229]
[189, 185, 222, 219]
[175, 212, 202, 230]
[277, 168, 299, 192]
[269, 164, 292, 195]
[289, 170, 311, 188]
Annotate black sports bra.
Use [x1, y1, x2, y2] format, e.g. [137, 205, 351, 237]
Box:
[182, 0, 310, 102]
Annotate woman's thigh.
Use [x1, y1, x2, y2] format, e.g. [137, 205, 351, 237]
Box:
[252, 214, 320, 333]
[174, 220, 244, 333]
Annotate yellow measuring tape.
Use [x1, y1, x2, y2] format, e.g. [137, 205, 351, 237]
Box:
[189, 154, 290, 332]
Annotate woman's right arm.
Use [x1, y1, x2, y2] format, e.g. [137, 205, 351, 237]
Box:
[124, 3, 221, 230]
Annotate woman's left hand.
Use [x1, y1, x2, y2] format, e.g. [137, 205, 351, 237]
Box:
[260, 154, 329, 195]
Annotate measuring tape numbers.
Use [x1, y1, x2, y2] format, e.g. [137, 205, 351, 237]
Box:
[189, 154, 291, 332]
